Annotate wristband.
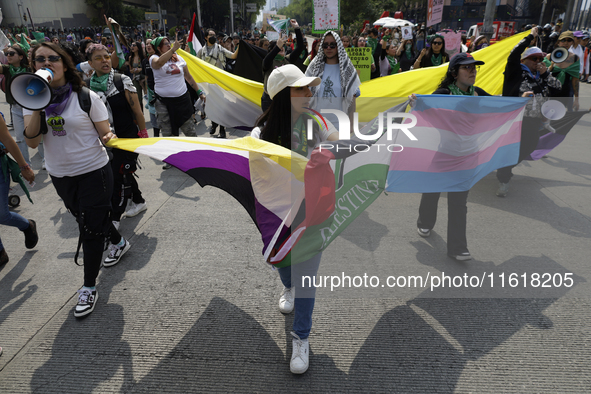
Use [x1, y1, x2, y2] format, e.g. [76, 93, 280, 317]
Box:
[138, 129, 149, 138]
[197, 89, 204, 96]
[20, 164, 31, 171]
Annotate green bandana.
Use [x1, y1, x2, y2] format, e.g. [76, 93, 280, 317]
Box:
[274, 54, 285, 62]
[291, 115, 308, 157]
[8, 65, 26, 77]
[90, 72, 110, 92]
[152, 37, 164, 50]
[431, 53, 443, 66]
[387, 56, 400, 75]
[448, 83, 475, 96]
[544, 58, 581, 85]
[405, 45, 413, 59]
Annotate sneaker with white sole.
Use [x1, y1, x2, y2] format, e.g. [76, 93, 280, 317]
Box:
[41, 159, 46, 170]
[103, 239, 131, 267]
[417, 228, 431, 237]
[496, 182, 509, 197]
[74, 287, 98, 317]
[279, 287, 294, 314]
[124, 202, 147, 218]
[448, 251, 472, 261]
[290, 332, 309, 374]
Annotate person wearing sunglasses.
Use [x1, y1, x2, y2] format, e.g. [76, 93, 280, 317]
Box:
[23, 42, 132, 318]
[495, 27, 561, 197]
[0, 45, 43, 167]
[413, 35, 449, 69]
[544, 31, 581, 111]
[305, 31, 361, 126]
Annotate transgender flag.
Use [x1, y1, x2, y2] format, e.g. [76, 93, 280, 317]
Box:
[386, 95, 529, 193]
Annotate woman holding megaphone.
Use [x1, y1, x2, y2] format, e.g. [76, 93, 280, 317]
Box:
[22, 43, 131, 318]
[0, 45, 42, 166]
[544, 31, 580, 111]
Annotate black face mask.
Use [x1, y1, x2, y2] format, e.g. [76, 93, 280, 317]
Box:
[208, 36, 216, 44]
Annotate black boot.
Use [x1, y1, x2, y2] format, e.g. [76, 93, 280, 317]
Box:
[23, 219, 39, 249]
[0, 248, 8, 266]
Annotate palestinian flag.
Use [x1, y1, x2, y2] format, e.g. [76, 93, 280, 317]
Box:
[187, 13, 203, 56]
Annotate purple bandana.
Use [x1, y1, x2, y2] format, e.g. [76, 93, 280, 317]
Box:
[46, 83, 73, 116]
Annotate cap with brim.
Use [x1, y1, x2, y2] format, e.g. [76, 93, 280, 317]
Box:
[520, 46, 546, 60]
[559, 31, 575, 41]
[267, 64, 321, 99]
[449, 53, 485, 69]
[573, 31, 584, 38]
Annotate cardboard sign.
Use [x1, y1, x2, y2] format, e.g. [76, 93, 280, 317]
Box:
[345, 47, 372, 82]
[313, 0, 339, 33]
[401, 26, 413, 40]
[438, 31, 462, 58]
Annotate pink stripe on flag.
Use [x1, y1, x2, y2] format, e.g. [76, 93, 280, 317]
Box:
[412, 107, 524, 135]
[389, 127, 521, 173]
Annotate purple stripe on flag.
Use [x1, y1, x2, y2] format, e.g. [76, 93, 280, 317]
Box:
[164, 150, 251, 180]
[390, 124, 521, 172]
[413, 107, 524, 135]
[526, 132, 566, 161]
[255, 199, 288, 251]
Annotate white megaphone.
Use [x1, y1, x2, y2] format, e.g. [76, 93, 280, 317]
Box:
[541, 100, 567, 120]
[9, 68, 54, 111]
[550, 47, 569, 63]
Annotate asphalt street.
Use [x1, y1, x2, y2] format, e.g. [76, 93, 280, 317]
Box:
[0, 81, 590, 393]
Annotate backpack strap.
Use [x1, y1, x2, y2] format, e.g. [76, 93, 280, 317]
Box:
[77, 86, 92, 115]
[113, 73, 124, 94]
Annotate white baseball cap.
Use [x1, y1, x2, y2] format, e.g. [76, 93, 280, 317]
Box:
[267, 64, 321, 99]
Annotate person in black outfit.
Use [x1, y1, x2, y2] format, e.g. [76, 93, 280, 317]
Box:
[414, 53, 489, 261]
[261, 19, 305, 112]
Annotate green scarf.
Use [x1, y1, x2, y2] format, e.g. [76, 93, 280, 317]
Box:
[405, 45, 413, 59]
[544, 58, 581, 85]
[0, 154, 33, 204]
[387, 56, 400, 75]
[367, 37, 378, 54]
[274, 54, 285, 62]
[291, 115, 308, 157]
[431, 53, 443, 66]
[8, 65, 27, 77]
[448, 83, 475, 96]
[89, 72, 109, 92]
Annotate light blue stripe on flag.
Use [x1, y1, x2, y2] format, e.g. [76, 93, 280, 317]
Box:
[416, 95, 530, 114]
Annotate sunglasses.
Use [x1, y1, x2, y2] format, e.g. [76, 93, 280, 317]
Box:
[432, 41, 443, 45]
[560, 38, 574, 42]
[528, 57, 544, 62]
[322, 42, 337, 49]
[459, 64, 480, 72]
[34, 55, 62, 63]
[93, 54, 112, 61]
[6, 51, 17, 56]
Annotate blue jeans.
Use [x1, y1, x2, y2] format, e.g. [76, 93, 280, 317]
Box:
[0, 168, 30, 251]
[277, 253, 322, 339]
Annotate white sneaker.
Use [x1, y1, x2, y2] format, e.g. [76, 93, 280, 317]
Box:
[279, 287, 294, 314]
[124, 202, 147, 218]
[103, 239, 131, 267]
[290, 332, 309, 374]
[496, 182, 509, 197]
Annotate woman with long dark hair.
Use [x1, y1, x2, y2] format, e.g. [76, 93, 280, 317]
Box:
[23, 42, 131, 317]
[126, 41, 145, 111]
[252, 64, 338, 374]
[397, 38, 416, 72]
[413, 35, 450, 69]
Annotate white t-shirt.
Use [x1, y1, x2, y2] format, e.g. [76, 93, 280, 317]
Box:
[569, 44, 584, 73]
[149, 54, 188, 98]
[24, 90, 109, 177]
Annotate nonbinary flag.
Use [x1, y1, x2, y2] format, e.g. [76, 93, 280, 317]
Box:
[187, 13, 203, 56]
[386, 95, 529, 193]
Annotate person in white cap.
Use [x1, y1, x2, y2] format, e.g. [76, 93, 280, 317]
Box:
[251, 64, 338, 375]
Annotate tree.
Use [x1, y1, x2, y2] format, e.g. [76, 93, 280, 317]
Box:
[86, 0, 146, 26]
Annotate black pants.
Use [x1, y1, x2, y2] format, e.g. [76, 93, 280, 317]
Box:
[110, 149, 144, 221]
[417, 191, 469, 255]
[211, 121, 225, 136]
[496, 117, 544, 184]
[51, 164, 122, 287]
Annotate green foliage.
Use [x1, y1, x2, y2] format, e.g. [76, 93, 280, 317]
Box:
[86, 0, 146, 26]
